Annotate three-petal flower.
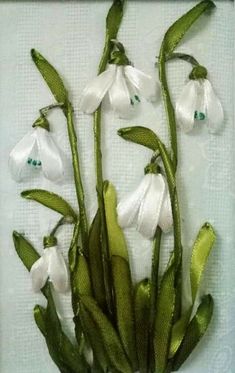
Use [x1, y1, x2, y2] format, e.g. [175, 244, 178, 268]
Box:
[117, 173, 173, 239]
[80, 64, 159, 118]
[176, 66, 224, 133]
[30, 244, 69, 293]
[9, 126, 64, 182]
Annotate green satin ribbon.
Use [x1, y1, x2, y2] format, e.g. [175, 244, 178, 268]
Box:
[109, 50, 130, 66]
[43, 235, 57, 248]
[134, 279, 151, 373]
[189, 65, 208, 80]
[32, 115, 50, 131]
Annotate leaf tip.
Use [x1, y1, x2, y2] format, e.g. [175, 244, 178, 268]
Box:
[203, 222, 216, 241]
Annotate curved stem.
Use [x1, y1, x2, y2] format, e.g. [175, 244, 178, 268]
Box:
[165, 52, 199, 66]
[66, 102, 88, 253]
[159, 47, 178, 173]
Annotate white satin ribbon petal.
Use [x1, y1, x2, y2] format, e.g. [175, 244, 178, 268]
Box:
[36, 127, 64, 182]
[158, 187, 173, 232]
[9, 130, 37, 181]
[176, 80, 199, 133]
[47, 246, 69, 293]
[108, 66, 131, 118]
[80, 64, 117, 114]
[203, 79, 224, 133]
[137, 174, 165, 239]
[30, 251, 49, 292]
[124, 65, 159, 102]
[117, 173, 152, 228]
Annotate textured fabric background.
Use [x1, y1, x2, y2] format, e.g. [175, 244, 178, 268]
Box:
[0, 1, 234, 372]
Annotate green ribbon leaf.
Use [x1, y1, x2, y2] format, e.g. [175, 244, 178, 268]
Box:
[34, 288, 89, 373]
[31, 49, 68, 106]
[134, 279, 151, 373]
[13, 231, 40, 271]
[88, 210, 106, 310]
[118, 126, 159, 152]
[173, 294, 214, 371]
[103, 181, 137, 370]
[154, 257, 175, 373]
[169, 222, 216, 358]
[162, 0, 215, 57]
[103, 181, 129, 260]
[106, 0, 125, 40]
[80, 295, 132, 373]
[21, 189, 77, 222]
[191, 222, 216, 303]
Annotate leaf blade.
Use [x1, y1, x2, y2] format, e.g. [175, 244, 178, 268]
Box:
[21, 189, 77, 222]
[31, 49, 68, 105]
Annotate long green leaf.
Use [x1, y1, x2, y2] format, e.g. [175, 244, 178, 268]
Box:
[162, 0, 215, 57]
[80, 295, 132, 373]
[31, 49, 68, 105]
[173, 295, 214, 371]
[154, 258, 175, 373]
[103, 181, 129, 260]
[134, 279, 151, 373]
[88, 210, 106, 310]
[103, 181, 138, 369]
[111, 255, 138, 370]
[35, 288, 89, 373]
[106, 0, 125, 40]
[191, 223, 216, 303]
[21, 189, 77, 222]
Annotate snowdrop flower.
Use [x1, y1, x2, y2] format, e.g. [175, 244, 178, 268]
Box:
[80, 42, 159, 118]
[176, 65, 224, 133]
[117, 169, 173, 239]
[30, 236, 69, 293]
[9, 117, 64, 182]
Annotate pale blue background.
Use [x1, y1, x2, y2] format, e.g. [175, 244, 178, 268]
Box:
[0, 1, 234, 372]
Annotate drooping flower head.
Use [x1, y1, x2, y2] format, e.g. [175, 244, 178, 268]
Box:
[9, 115, 64, 182]
[117, 163, 173, 239]
[176, 65, 224, 133]
[30, 235, 69, 293]
[80, 40, 159, 118]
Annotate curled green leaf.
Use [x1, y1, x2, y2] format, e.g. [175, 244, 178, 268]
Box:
[80, 295, 132, 373]
[31, 49, 68, 106]
[21, 189, 77, 222]
[191, 222, 216, 303]
[162, 0, 215, 57]
[173, 295, 214, 371]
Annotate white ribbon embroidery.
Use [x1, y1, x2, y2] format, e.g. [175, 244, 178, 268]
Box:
[117, 173, 173, 239]
[9, 126, 64, 182]
[30, 245, 69, 293]
[176, 78, 224, 134]
[80, 64, 159, 118]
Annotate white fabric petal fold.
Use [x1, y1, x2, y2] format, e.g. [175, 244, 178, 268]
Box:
[175, 80, 199, 133]
[30, 252, 49, 292]
[203, 79, 224, 133]
[158, 187, 173, 233]
[117, 173, 152, 228]
[137, 174, 165, 239]
[117, 173, 173, 240]
[108, 66, 131, 118]
[9, 130, 37, 181]
[37, 127, 64, 182]
[124, 65, 159, 102]
[47, 246, 69, 293]
[80, 64, 117, 114]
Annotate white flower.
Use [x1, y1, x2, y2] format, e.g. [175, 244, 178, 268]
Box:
[30, 245, 69, 293]
[80, 64, 159, 118]
[176, 68, 223, 133]
[117, 173, 173, 239]
[9, 126, 64, 182]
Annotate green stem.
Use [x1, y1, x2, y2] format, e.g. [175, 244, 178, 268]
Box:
[159, 47, 178, 174]
[66, 102, 88, 252]
[165, 52, 199, 66]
